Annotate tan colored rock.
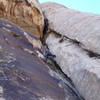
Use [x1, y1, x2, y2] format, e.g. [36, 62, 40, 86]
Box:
[0, 0, 44, 38]
[41, 2, 100, 54]
[46, 33, 100, 100]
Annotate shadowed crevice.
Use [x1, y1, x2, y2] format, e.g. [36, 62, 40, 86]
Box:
[48, 29, 100, 59]
[41, 12, 49, 45]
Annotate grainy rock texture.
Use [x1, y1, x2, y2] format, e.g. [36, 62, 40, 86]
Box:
[0, 18, 85, 100]
[42, 2, 100, 100]
[0, 18, 65, 100]
[0, 0, 44, 38]
[46, 33, 100, 100]
[42, 2, 100, 54]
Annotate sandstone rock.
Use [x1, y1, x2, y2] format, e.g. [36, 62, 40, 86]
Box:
[42, 3, 100, 99]
[46, 33, 100, 100]
[41, 2, 100, 54]
[0, 0, 44, 38]
[0, 18, 85, 100]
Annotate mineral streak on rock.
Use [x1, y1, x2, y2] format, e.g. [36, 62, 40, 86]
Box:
[0, 0, 44, 38]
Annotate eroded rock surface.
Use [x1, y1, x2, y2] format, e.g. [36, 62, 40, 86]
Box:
[0, 18, 85, 100]
[42, 2, 100, 100]
[46, 33, 100, 100]
[42, 2, 100, 54]
[0, 0, 44, 38]
[0, 18, 66, 100]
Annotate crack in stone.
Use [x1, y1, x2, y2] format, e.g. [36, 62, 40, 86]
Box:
[50, 60, 85, 100]
[41, 15, 100, 59]
[41, 17, 85, 100]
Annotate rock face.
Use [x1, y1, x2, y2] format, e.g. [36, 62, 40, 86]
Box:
[0, 18, 66, 100]
[42, 2, 100, 100]
[0, 1, 86, 100]
[0, 18, 86, 100]
[0, 0, 44, 38]
[41, 2, 100, 54]
[46, 33, 100, 100]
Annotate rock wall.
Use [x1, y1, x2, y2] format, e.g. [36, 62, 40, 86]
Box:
[41, 2, 100, 54]
[0, 18, 86, 100]
[42, 2, 100, 100]
[0, 1, 87, 100]
[46, 33, 100, 100]
[0, 18, 65, 100]
[0, 0, 44, 38]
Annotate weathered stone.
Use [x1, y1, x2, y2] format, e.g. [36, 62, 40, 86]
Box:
[0, 18, 86, 100]
[41, 2, 100, 54]
[0, 0, 44, 38]
[42, 2, 100, 100]
[0, 18, 67, 100]
[46, 33, 100, 100]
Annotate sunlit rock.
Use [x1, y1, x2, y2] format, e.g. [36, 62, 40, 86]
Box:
[42, 2, 100, 100]
[0, 0, 44, 38]
[42, 2, 100, 54]
[46, 31, 100, 100]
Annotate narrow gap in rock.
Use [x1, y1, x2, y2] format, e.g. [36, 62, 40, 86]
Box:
[46, 56, 85, 100]
[40, 16, 85, 100]
[41, 12, 49, 45]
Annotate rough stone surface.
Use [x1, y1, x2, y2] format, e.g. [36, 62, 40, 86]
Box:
[0, 0, 44, 38]
[0, 18, 66, 100]
[42, 2, 100, 54]
[46, 33, 100, 100]
[0, 18, 85, 100]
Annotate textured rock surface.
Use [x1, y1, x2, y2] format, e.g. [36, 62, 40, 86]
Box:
[0, 0, 44, 38]
[42, 2, 100, 100]
[42, 2, 100, 54]
[0, 18, 66, 100]
[0, 18, 85, 100]
[46, 33, 100, 100]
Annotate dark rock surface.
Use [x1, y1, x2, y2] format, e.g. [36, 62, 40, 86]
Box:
[0, 18, 66, 100]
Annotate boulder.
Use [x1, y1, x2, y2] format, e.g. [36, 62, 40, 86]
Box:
[41, 2, 100, 54]
[0, 0, 44, 38]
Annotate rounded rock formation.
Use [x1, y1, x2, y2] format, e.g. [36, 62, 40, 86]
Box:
[41, 2, 100, 54]
[42, 2, 100, 100]
[0, 0, 44, 38]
